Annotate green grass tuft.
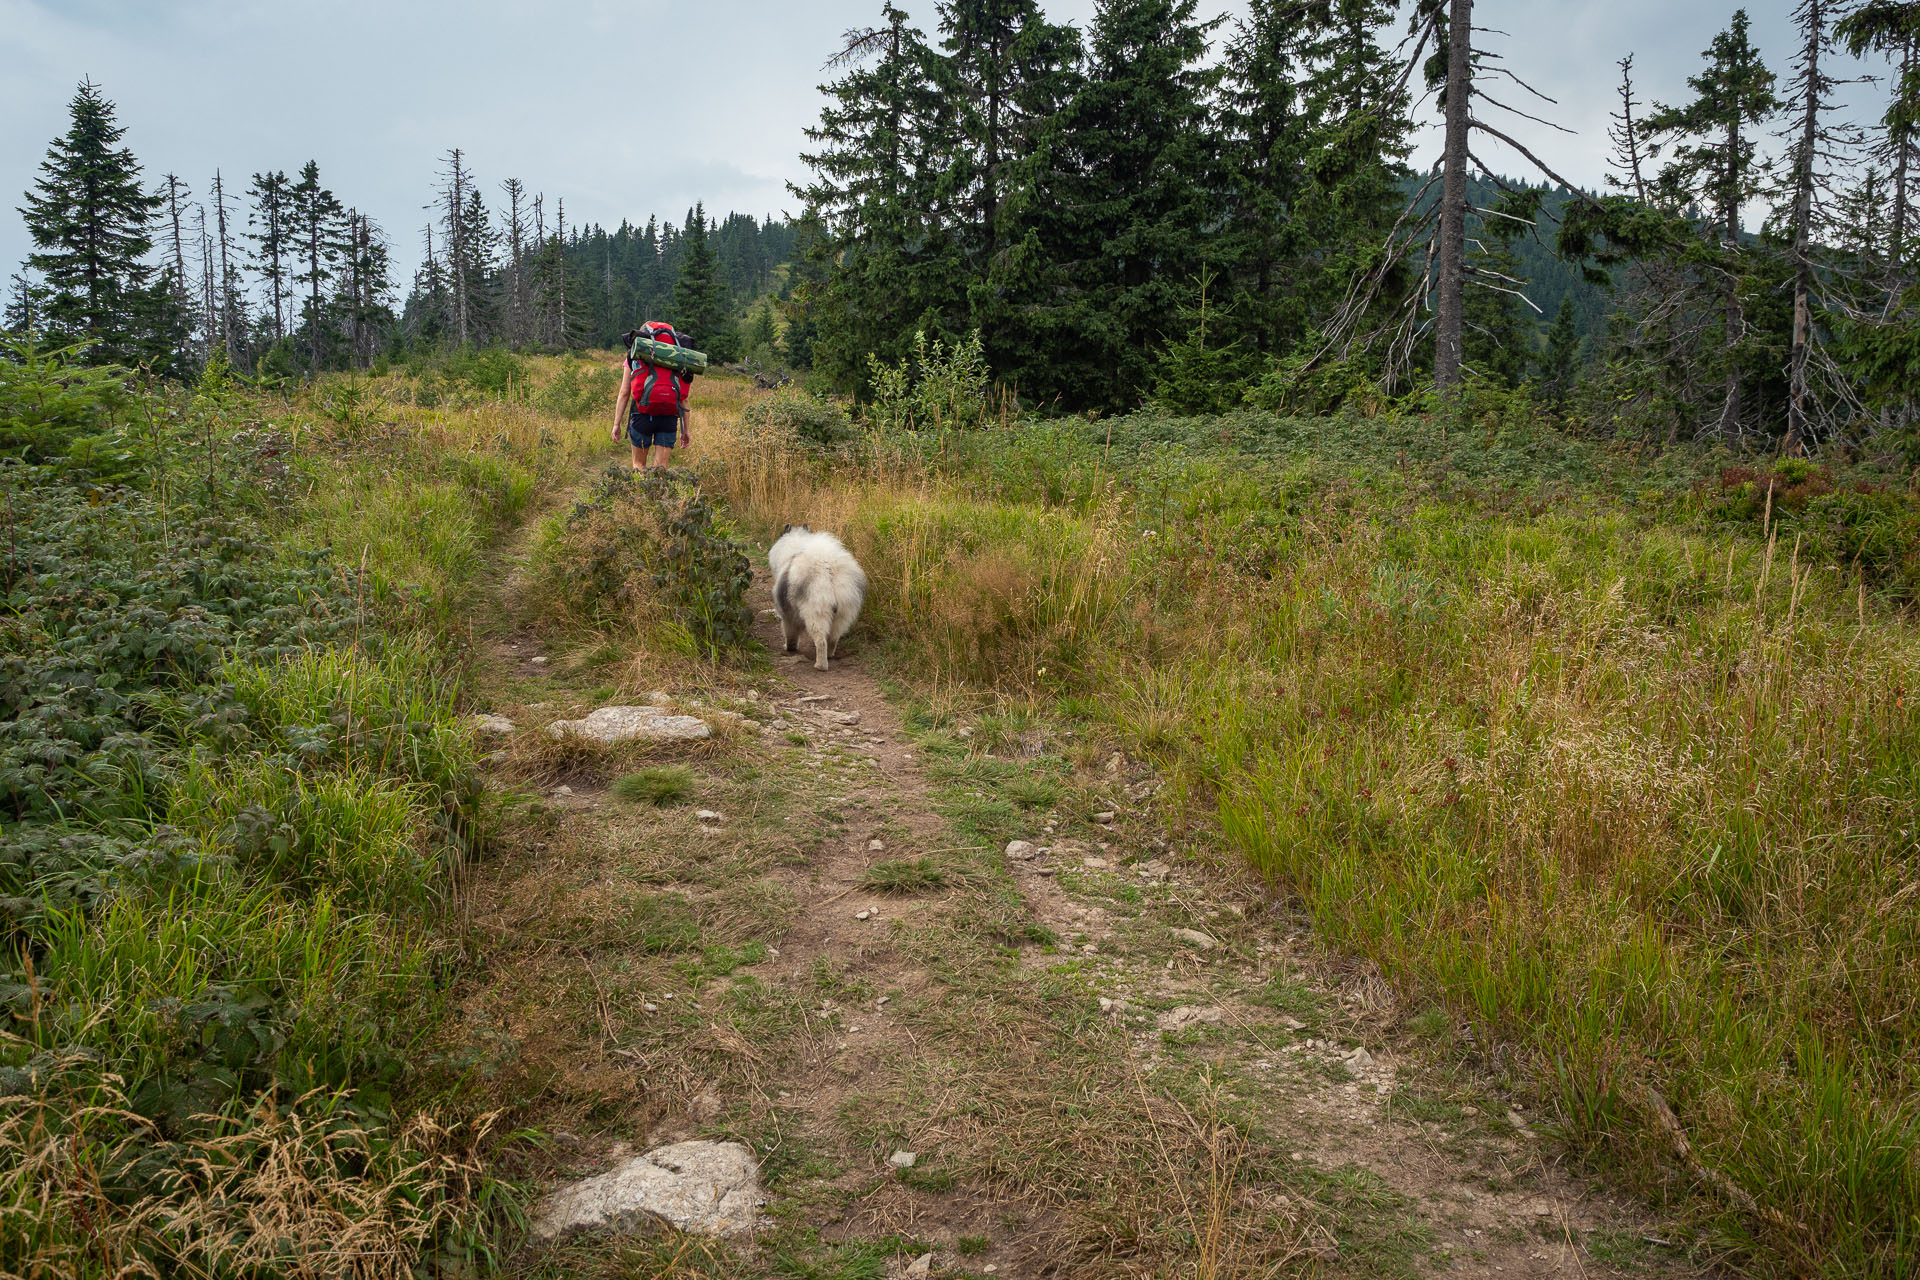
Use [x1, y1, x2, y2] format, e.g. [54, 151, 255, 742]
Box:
[860, 858, 947, 894]
[612, 764, 697, 806]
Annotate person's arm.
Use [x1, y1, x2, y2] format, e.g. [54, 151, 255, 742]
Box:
[611, 366, 632, 442]
[678, 374, 692, 443]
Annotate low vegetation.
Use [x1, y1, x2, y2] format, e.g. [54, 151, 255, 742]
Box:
[700, 384, 1920, 1276]
[0, 346, 603, 1275]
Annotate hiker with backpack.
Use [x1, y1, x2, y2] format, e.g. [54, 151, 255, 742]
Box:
[612, 321, 694, 470]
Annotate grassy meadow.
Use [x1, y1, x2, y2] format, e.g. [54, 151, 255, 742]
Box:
[0, 346, 614, 1275]
[698, 387, 1920, 1276]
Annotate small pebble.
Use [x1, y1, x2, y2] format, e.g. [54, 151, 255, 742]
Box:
[867, 838, 885, 851]
[888, 1150, 917, 1168]
[855, 909, 872, 921]
[530, 655, 549, 666]
[1093, 811, 1116, 824]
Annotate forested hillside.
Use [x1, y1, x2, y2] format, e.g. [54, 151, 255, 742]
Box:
[4, 92, 793, 378]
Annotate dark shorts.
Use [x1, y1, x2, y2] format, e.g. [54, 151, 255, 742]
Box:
[628, 413, 680, 449]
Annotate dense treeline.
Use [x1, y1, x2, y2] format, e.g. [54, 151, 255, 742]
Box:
[4, 83, 795, 379]
[790, 0, 1920, 456]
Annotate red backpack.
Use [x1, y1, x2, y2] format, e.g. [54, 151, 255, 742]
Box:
[630, 322, 688, 415]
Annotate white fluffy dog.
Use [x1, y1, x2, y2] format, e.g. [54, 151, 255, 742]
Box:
[769, 525, 867, 671]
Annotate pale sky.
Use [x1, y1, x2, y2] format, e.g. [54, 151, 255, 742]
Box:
[0, 0, 1874, 300]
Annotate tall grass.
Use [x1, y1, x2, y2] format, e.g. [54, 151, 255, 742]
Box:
[699, 395, 1920, 1275]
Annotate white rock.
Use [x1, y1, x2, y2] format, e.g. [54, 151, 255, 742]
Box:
[905, 1254, 934, 1277]
[1138, 859, 1172, 880]
[1092, 811, 1116, 824]
[1083, 856, 1109, 870]
[532, 1140, 761, 1240]
[1157, 1005, 1225, 1032]
[554, 785, 575, 796]
[530, 655, 549, 666]
[643, 1002, 659, 1013]
[1346, 1046, 1375, 1070]
[867, 838, 886, 852]
[855, 910, 872, 921]
[1005, 840, 1038, 860]
[546, 705, 711, 744]
[473, 714, 517, 735]
[697, 810, 723, 823]
[888, 1150, 917, 1168]
[1170, 928, 1218, 951]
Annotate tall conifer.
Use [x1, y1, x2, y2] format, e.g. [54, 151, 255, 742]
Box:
[674, 204, 740, 361]
[18, 80, 169, 364]
[1646, 11, 1779, 438]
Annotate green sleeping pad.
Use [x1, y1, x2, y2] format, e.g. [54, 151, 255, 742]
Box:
[629, 333, 708, 375]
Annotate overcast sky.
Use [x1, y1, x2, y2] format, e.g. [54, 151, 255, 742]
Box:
[0, 0, 1876, 298]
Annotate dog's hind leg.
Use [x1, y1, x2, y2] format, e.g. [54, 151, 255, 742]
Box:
[774, 574, 801, 654]
[808, 615, 832, 671]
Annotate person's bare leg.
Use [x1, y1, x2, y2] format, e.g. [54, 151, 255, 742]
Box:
[629, 441, 647, 471]
[649, 445, 674, 470]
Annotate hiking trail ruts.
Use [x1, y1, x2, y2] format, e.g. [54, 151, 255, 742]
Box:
[459, 470, 1703, 1278]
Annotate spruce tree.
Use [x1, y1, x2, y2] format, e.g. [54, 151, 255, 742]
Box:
[1840, 2, 1920, 274]
[1215, 0, 1315, 357]
[18, 80, 170, 364]
[674, 203, 739, 361]
[1040, 0, 1222, 407]
[1537, 295, 1582, 404]
[288, 160, 344, 372]
[249, 170, 293, 343]
[1645, 10, 1780, 438]
[796, 3, 954, 383]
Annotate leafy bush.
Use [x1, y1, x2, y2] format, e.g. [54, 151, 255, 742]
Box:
[743, 386, 855, 448]
[535, 466, 754, 657]
[865, 330, 995, 432]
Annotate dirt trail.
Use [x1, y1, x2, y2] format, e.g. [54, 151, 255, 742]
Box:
[456, 466, 1698, 1279]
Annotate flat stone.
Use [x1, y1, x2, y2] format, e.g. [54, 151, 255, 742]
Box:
[697, 810, 723, 823]
[1170, 928, 1218, 951]
[1082, 856, 1109, 870]
[905, 1254, 934, 1277]
[867, 838, 886, 852]
[1004, 840, 1038, 860]
[1346, 1046, 1375, 1070]
[473, 714, 517, 735]
[530, 655, 549, 666]
[1092, 811, 1116, 824]
[888, 1149, 917, 1169]
[1138, 859, 1172, 879]
[1157, 1005, 1224, 1032]
[532, 1140, 761, 1240]
[546, 705, 711, 744]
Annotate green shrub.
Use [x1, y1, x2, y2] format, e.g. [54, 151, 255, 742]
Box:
[0, 338, 130, 468]
[534, 466, 754, 658]
[612, 765, 696, 806]
[742, 386, 855, 448]
[865, 330, 995, 432]
[535, 362, 619, 420]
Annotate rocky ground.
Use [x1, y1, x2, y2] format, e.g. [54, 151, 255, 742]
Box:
[447, 467, 1706, 1280]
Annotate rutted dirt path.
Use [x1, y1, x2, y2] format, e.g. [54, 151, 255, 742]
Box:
[454, 454, 1702, 1279]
